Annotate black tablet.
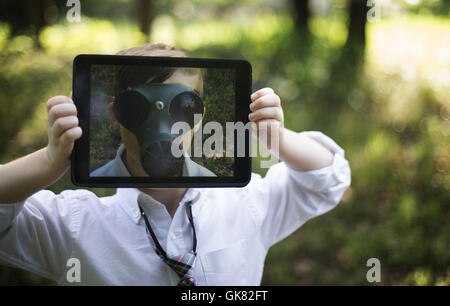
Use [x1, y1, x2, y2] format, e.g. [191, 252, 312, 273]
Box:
[71, 54, 252, 187]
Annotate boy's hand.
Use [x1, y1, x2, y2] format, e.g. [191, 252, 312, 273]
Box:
[249, 88, 284, 151]
[0, 95, 82, 202]
[45, 95, 82, 171]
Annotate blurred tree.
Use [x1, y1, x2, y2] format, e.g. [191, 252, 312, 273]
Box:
[290, 0, 313, 62]
[28, 0, 47, 46]
[0, 0, 449, 287]
[292, 0, 311, 36]
[264, 0, 312, 78]
[343, 0, 368, 64]
[0, 0, 66, 47]
[318, 0, 369, 111]
[137, 0, 154, 39]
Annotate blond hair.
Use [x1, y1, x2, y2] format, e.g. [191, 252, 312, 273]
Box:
[115, 43, 205, 96]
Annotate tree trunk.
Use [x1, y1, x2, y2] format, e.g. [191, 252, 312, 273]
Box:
[317, 0, 369, 111]
[28, 0, 49, 48]
[138, 0, 153, 39]
[0, 0, 50, 39]
[344, 0, 368, 50]
[292, 0, 310, 35]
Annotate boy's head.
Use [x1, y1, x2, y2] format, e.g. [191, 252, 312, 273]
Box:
[114, 43, 205, 97]
[107, 43, 206, 177]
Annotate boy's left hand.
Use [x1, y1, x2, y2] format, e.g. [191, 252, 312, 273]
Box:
[249, 87, 284, 151]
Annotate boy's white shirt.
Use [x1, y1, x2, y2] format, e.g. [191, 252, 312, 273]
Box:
[90, 144, 217, 177]
[0, 131, 351, 285]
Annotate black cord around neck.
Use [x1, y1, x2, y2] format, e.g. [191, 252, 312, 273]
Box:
[139, 200, 196, 258]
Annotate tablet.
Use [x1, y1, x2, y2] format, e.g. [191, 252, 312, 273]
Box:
[71, 54, 252, 187]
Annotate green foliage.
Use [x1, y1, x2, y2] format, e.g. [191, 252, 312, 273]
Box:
[0, 24, 72, 161]
[191, 68, 235, 176]
[89, 65, 120, 171]
[0, 2, 449, 286]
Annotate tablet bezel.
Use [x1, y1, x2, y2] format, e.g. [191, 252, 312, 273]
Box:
[71, 54, 252, 188]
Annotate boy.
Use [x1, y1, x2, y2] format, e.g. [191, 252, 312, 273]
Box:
[90, 62, 216, 177]
[0, 43, 351, 285]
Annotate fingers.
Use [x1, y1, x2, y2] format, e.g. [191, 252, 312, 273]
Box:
[249, 88, 283, 124]
[251, 118, 281, 131]
[249, 106, 283, 122]
[45, 95, 81, 167]
[51, 116, 79, 139]
[251, 87, 274, 101]
[46, 95, 73, 112]
[248, 87, 283, 138]
[48, 103, 78, 127]
[60, 126, 83, 145]
[251, 119, 282, 142]
[47, 95, 80, 141]
[249, 93, 280, 112]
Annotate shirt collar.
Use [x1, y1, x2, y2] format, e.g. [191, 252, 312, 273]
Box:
[114, 144, 193, 177]
[114, 145, 202, 224]
[116, 187, 202, 225]
[113, 144, 132, 177]
[183, 152, 197, 176]
[116, 188, 141, 224]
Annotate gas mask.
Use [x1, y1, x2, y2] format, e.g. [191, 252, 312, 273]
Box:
[113, 83, 204, 177]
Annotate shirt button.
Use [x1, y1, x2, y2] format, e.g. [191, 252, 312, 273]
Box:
[170, 233, 177, 240]
[338, 174, 347, 183]
[133, 211, 139, 218]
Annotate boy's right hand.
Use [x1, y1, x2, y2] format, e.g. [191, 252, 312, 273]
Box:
[0, 95, 82, 203]
[45, 95, 82, 172]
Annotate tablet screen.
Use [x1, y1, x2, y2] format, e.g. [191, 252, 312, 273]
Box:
[72, 55, 252, 187]
[89, 64, 235, 177]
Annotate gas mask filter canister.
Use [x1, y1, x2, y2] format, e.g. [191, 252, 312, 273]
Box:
[113, 83, 204, 177]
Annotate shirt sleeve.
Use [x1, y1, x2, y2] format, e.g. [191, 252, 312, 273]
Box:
[245, 131, 351, 249]
[0, 189, 76, 281]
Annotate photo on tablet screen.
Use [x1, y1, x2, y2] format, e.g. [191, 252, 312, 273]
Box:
[88, 64, 235, 178]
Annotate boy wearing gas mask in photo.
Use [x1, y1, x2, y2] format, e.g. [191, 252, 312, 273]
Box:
[90, 62, 216, 177]
[0, 43, 351, 286]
